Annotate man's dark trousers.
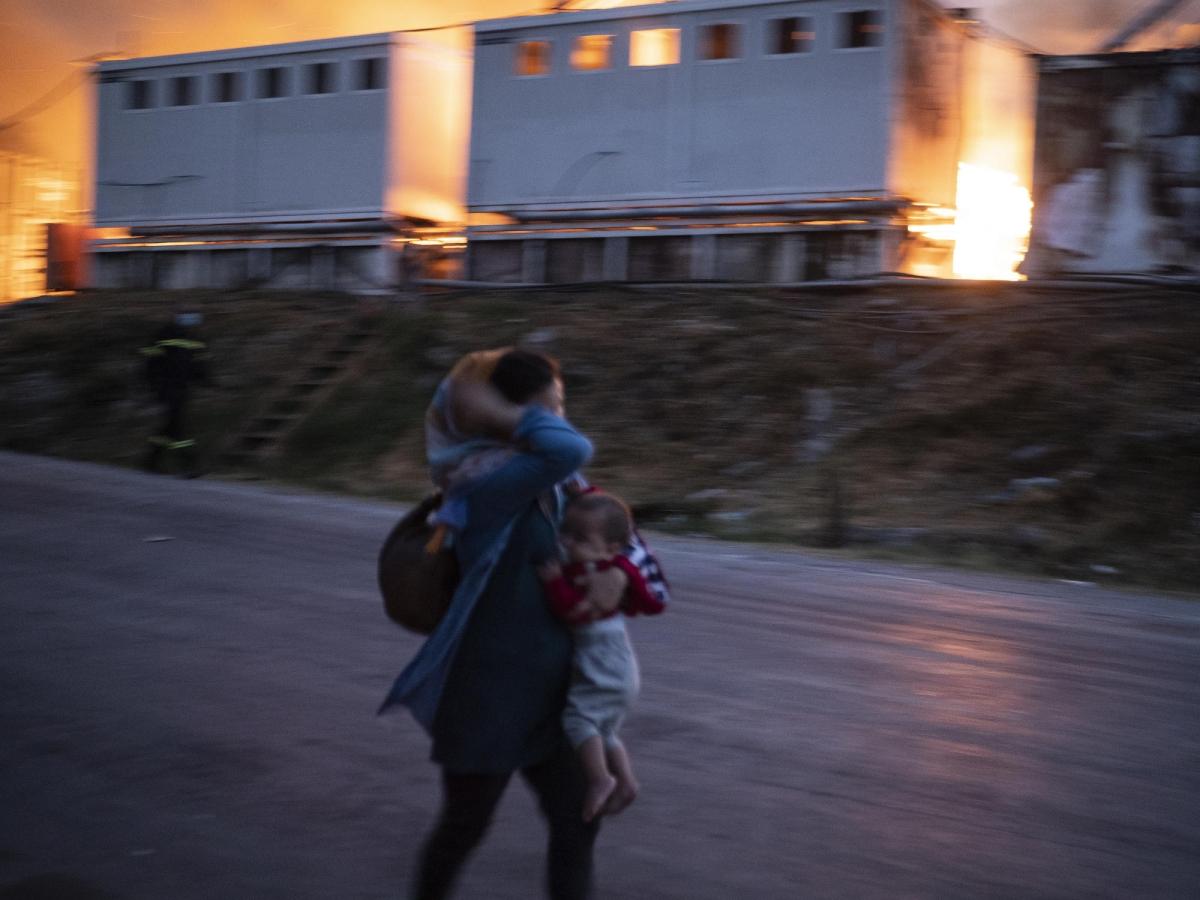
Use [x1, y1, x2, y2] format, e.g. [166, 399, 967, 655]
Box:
[413, 743, 598, 900]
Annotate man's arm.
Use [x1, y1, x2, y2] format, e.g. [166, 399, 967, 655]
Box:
[572, 563, 628, 617]
[446, 378, 525, 441]
[537, 561, 594, 624]
[466, 404, 593, 528]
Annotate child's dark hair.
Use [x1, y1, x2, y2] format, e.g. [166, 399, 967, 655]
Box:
[567, 491, 633, 547]
[489, 349, 561, 404]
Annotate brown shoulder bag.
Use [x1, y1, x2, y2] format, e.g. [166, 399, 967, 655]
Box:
[378, 493, 460, 634]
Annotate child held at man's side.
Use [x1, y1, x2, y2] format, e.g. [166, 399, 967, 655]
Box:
[536, 491, 665, 822]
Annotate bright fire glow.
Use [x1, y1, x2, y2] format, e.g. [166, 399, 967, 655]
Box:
[1, 160, 79, 303]
[571, 34, 613, 70]
[910, 164, 1033, 281]
[565, 0, 653, 8]
[36, 178, 71, 205]
[630, 28, 681, 66]
[951, 163, 1032, 280]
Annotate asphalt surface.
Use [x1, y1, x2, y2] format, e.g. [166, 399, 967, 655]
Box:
[1, 451, 1198, 899]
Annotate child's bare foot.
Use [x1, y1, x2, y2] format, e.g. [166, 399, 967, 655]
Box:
[602, 776, 638, 816]
[583, 773, 618, 823]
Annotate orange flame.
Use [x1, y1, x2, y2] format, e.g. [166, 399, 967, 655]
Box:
[950, 163, 1033, 280]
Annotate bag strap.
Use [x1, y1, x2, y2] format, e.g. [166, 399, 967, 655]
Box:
[424, 523, 450, 555]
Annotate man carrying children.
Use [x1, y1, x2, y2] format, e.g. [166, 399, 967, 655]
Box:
[379, 348, 668, 900]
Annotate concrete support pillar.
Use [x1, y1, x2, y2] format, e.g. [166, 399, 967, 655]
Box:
[521, 239, 547, 284]
[132, 252, 153, 288]
[249, 248, 271, 283]
[877, 227, 901, 275]
[119, 254, 133, 289]
[311, 245, 336, 289]
[93, 254, 115, 289]
[212, 251, 232, 288]
[188, 250, 210, 288]
[370, 242, 396, 291]
[464, 241, 477, 282]
[795, 233, 811, 282]
[602, 237, 628, 281]
[775, 233, 804, 283]
[690, 234, 717, 281]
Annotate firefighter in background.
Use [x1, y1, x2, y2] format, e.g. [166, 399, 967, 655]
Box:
[140, 310, 209, 476]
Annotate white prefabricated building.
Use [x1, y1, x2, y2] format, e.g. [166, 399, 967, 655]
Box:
[466, 0, 1034, 283]
[91, 32, 470, 292]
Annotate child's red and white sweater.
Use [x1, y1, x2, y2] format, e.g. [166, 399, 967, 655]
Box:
[543, 557, 666, 626]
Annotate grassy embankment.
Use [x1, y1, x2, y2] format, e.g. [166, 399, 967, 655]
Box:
[2, 284, 1197, 592]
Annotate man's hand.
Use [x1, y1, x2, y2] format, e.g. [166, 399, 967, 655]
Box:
[449, 379, 524, 440]
[574, 565, 628, 617]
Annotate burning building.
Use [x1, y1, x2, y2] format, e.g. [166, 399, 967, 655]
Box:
[0, 153, 83, 302]
[83, 0, 1036, 292]
[1022, 45, 1200, 278]
[464, 0, 1036, 283]
[90, 32, 470, 292]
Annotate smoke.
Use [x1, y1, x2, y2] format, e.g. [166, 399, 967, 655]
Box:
[984, 0, 1200, 53]
[0, 0, 540, 187]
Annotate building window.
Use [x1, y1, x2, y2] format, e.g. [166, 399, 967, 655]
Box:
[306, 62, 335, 94]
[356, 57, 385, 90]
[571, 34, 612, 71]
[630, 28, 680, 67]
[840, 10, 884, 48]
[769, 17, 815, 54]
[258, 66, 288, 98]
[213, 71, 241, 103]
[169, 76, 196, 106]
[515, 40, 551, 76]
[698, 23, 741, 61]
[126, 79, 153, 109]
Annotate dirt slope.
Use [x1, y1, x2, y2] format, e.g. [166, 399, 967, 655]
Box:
[2, 283, 1197, 590]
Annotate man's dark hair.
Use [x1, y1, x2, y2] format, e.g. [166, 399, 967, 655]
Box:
[489, 348, 561, 404]
[567, 492, 633, 547]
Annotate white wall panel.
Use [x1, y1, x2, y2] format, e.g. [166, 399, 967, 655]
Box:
[95, 33, 464, 228]
[468, 0, 894, 212]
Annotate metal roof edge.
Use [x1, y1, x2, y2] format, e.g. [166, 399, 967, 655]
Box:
[474, 0, 902, 33]
[1037, 44, 1200, 71]
[97, 32, 398, 72]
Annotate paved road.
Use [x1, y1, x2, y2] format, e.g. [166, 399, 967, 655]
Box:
[1, 451, 1198, 899]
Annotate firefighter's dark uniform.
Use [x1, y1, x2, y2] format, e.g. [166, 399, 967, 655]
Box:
[140, 320, 208, 475]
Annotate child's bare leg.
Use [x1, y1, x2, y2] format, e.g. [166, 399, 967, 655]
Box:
[601, 738, 639, 816]
[578, 735, 617, 823]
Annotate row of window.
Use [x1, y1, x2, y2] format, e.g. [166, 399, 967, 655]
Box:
[512, 11, 883, 75]
[124, 57, 387, 110]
